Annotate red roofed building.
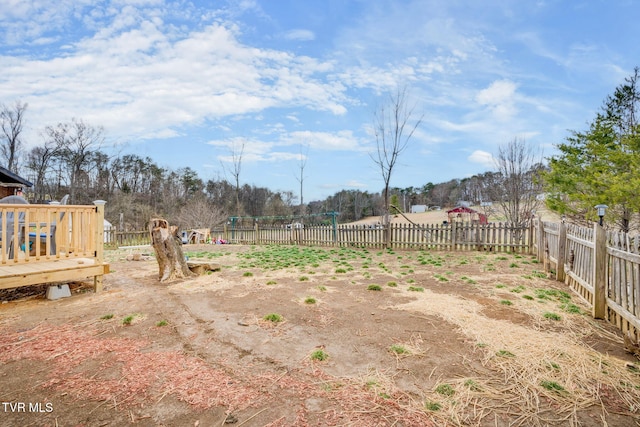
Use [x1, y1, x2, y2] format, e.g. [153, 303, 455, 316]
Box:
[447, 206, 488, 225]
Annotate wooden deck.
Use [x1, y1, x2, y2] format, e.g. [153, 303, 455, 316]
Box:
[0, 201, 109, 292]
[0, 258, 110, 290]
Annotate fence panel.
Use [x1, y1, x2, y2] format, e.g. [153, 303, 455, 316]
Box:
[337, 224, 385, 248]
[564, 223, 595, 305]
[104, 230, 151, 248]
[607, 231, 640, 336]
[543, 221, 560, 273]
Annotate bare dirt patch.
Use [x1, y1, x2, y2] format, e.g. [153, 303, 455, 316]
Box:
[1, 244, 639, 426]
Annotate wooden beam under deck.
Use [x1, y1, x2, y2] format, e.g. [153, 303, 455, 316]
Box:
[0, 258, 110, 290]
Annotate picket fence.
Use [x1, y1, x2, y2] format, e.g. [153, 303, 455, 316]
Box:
[211, 221, 532, 252]
[536, 220, 640, 341]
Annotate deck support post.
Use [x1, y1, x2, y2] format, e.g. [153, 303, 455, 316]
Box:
[93, 200, 106, 292]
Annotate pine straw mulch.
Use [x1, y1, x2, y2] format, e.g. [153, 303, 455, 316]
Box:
[0, 323, 435, 426]
[394, 290, 640, 426]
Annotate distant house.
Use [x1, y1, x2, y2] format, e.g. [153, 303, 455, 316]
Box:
[447, 206, 488, 225]
[0, 166, 33, 198]
[411, 205, 427, 213]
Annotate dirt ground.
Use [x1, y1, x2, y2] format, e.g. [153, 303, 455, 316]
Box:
[1, 243, 639, 427]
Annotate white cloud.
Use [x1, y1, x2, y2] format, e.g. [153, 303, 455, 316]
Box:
[2, 17, 352, 147]
[344, 180, 368, 189]
[284, 29, 315, 41]
[468, 150, 495, 168]
[475, 80, 518, 121]
[286, 130, 366, 152]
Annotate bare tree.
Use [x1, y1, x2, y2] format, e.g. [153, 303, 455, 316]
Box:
[0, 100, 28, 172]
[222, 140, 245, 216]
[294, 143, 309, 216]
[45, 118, 105, 203]
[371, 86, 423, 226]
[176, 197, 226, 230]
[492, 137, 544, 226]
[25, 138, 60, 202]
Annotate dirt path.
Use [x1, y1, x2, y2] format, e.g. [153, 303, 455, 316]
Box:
[1, 244, 639, 426]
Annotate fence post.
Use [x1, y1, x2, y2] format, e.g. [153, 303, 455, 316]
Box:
[450, 221, 457, 251]
[592, 222, 607, 319]
[93, 200, 106, 293]
[557, 221, 567, 282]
[255, 221, 260, 245]
[384, 222, 391, 249]
[536, 220, 544, 261]
[528, 221, 534, 255]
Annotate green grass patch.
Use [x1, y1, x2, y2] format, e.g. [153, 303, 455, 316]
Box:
[497, 350, 515, 358]
[263, 313, 283, 323]
[408, 286, 424, 292]
[242, 271, 254, 277]
[310, 350, 328, 361]
[100, 314, 114, 320]
[544, 312, 562, 321]
[547, 361, 561, 371]
[390, 344, 409, 355]
[122, 314, 138, 326]
[500, 300, 513, 306]
[540, 380, 566, 393]
[367, 284, 382, 291]
[156, 320, 168, 327]
[424, 401, 441, 411]
[304, 297, 316, 304]
[464, 379, 481, 391]
[435, 383, 455, 396]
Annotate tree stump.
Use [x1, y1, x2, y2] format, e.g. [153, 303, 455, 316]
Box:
[149, 218, 195, 282]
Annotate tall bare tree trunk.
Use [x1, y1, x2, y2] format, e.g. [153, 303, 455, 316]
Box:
[149, 218, 195, 282]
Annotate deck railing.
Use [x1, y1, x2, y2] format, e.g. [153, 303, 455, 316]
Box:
[0, 202, 105, 266]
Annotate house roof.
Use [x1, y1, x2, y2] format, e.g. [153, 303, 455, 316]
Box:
[0, 166, 33, 187]
[447, 206, 477, 214]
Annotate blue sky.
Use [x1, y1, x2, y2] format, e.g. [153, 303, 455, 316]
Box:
[0, 0, 637, 202]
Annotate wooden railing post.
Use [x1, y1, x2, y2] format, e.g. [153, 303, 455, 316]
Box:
[557, 221, 567, 282]
[592, 222, 607, 319]
[93, 200, 106, 292]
